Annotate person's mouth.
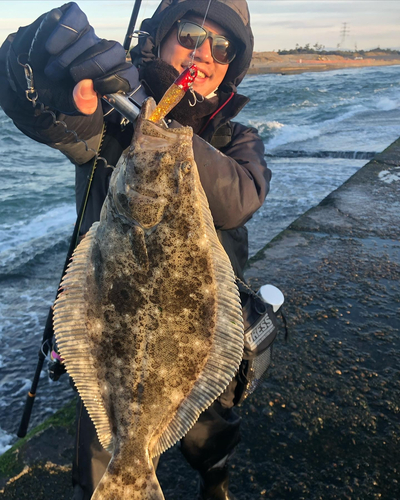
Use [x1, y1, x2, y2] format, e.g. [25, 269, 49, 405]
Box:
[182, 63, 210, 85]
[184, 64, 210, 80]
[196, 69, 208, 79]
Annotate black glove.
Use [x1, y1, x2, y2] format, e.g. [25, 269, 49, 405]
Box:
[6, 2, 142, 114]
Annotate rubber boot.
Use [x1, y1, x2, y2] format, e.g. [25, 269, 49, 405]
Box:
[198, 465, 238, 500]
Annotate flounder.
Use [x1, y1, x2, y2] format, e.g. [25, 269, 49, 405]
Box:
[53, 98, 244, 499]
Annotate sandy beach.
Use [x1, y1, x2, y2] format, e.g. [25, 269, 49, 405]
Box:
[248, 50, 400, 75]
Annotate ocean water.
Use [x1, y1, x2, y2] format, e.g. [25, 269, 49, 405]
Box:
[0, 65, 400, 453]
[240, 65, 400, 254]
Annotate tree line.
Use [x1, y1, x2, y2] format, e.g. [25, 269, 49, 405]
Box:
[277, 44, 400, 56]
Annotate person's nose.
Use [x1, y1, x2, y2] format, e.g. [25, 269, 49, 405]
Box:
[193, 37, 213, 63]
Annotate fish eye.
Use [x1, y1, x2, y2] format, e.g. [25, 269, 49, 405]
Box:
[180, 161, 192, 174]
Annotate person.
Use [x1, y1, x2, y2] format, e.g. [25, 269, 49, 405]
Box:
[0, 1, 271, 498]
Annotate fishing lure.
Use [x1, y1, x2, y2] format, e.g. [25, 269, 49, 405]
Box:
[148, 64, 198, 123]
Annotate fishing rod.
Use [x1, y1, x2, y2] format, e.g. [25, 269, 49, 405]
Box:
[17, 174, 94, 437]
[17, 0, 145, 439]
[17, 0, 198, 438]
[124, 0, 143, 52]
[72, 0, 146, 123]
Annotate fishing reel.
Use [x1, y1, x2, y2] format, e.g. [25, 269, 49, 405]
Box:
[47, 340, 66, 382]
[73, 65, 198, 125]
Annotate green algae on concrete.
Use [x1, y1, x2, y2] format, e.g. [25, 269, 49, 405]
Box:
[0, 398, 76, 497]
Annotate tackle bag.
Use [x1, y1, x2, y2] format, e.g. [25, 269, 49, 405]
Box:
[236, 280, 284, 404]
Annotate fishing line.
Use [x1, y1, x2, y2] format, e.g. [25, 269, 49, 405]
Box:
[186, 0, 213, 105]
[125, 0, 150, 55]
[40, 339, 52, 359]
[137, 0, 150, 29]
[189, 0, 213, 66]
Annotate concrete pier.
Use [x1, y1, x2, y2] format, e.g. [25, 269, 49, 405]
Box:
[237, 137, 400, 499]
[1, 139, 399, 499]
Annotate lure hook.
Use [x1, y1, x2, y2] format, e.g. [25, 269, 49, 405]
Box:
[188, 88, 204, 107]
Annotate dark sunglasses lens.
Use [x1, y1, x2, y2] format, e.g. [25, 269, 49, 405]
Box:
[178, 22, 207, 50]
[213, 37, 236, 64]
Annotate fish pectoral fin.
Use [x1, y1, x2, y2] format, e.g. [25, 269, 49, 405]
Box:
[129, 225, 149, 270]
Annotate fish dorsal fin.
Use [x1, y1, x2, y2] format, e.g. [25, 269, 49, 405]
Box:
[152, 170, 244, 458]
[53, 222, 113, 451]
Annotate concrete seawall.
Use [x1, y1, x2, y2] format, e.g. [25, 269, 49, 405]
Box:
[1, 139, 399, 498]
[239, 137, 400, 499]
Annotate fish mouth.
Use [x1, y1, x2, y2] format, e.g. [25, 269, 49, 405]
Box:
[137, 124, 179, 150]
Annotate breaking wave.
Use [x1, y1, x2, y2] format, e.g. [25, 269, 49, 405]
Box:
[0, 204, 75, 255]
[256, 105, 366, 151]
[0, 427, 13, 454]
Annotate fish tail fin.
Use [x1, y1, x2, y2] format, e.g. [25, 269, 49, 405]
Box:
[91, 458, 164, 500]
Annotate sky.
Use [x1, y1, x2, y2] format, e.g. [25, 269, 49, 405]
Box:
[0, 1, 399, 53]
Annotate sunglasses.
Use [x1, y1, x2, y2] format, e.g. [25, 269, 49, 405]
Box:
[176, 19, 237, 65]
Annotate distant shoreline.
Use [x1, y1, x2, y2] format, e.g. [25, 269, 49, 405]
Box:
[248, 51, 400, 75]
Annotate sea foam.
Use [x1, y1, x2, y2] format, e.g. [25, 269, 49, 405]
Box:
[0, 427, 13, 454]
[0, 204, 75, 255]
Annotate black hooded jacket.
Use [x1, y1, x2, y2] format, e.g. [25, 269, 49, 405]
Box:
[0, 0, 271, 279]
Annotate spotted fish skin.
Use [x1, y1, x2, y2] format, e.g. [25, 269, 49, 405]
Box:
[54, 98, 244, 499]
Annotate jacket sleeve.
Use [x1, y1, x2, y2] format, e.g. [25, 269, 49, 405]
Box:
[193, 121, 271, 230]
[0, 34, 104, 165]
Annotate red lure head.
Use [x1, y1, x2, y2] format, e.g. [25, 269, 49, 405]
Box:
[175, 65, 198, 91]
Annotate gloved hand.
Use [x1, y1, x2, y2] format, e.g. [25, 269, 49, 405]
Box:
[6, 2, 141, 114]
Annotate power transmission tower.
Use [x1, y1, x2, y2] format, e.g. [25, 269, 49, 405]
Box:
[338, 22, 350, 49]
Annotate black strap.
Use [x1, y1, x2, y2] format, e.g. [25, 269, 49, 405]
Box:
[280, 309, 289, 341]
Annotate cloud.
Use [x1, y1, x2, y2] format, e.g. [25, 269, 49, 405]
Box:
[1, 1, 399, 53]
[249, 1, 400, 51]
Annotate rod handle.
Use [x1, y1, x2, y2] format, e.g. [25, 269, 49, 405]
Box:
[73, 80, 141, 123]
[17, 391, 37, 438]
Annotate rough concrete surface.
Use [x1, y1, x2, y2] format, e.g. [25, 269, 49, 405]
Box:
[1, 140, 399, 499]
[241, 138, 399, 499]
